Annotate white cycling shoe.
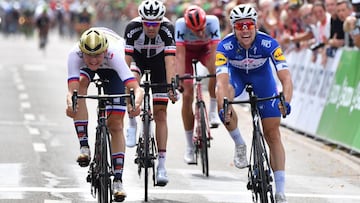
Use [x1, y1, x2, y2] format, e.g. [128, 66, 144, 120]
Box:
[209, 112, 221, 128]
[126, 126, 137, 148]
[156, 167, 168, 186]
[275, 193, 288, 203]
[184, 147, 196, 164]
[234, 144, 248, 169]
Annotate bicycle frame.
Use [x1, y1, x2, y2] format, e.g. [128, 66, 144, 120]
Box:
[223, 84, 286, 203]
[176, 59, 215, 177]
[134, 70, 176, 202]
[72, 78, 134, 203]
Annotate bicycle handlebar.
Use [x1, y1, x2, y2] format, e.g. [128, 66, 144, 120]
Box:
[140, 81, 177, 104]
[71, 89, 135, 113]
[223, 84, 287, 125]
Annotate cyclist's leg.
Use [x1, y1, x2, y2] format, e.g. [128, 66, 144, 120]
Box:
[74, 69, 93, 166]
[216, 71, 247, 168]
[126, 62, 142, 148]
[150, 66, 169, 185]
[201, 45, 220, 126]
[258, 92, 286, 199]
[182, 52, 196, 163]
[262, 117, 286, 195]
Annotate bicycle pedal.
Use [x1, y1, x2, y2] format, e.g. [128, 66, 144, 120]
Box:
[113, 195, 126, 202]
[77, 159, 90, 167]
[155, 181, 167, 187]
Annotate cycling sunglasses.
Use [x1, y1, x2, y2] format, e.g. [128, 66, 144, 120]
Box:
[234, 21, 255, 31]
[142, 21, 161, 27]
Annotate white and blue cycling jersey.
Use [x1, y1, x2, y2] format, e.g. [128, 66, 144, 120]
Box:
[215, 31, 289, 118]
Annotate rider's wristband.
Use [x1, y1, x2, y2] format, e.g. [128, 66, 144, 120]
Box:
[219, 109, 225, 124]
[285, 102, 291, 115]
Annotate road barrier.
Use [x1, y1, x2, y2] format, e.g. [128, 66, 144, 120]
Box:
[281, 48, 360, 153]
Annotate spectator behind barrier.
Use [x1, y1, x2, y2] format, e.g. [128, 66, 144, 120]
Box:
[343, 0, 360, 48]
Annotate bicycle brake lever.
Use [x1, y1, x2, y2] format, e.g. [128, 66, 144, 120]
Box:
[223, 97, 230, 125]
[129, 88, 135, 111]
[72, 90, 78, 113]
[279, 92, 287, 118]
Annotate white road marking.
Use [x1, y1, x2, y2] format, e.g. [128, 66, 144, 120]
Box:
[27, 126, 40, 135]
[44, 200, 72, 203]
[24, 113, 36, 121]
[24, 64, 46, 71]
[33, 142, 47, 152]
[20, 101, 31, 109]
[19, 93, 29, 100]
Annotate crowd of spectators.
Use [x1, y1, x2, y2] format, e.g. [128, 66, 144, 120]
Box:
[1, 0, 360, 54]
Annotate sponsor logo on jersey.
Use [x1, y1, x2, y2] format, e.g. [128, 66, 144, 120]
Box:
[273, 47, 286, 61]
[215, 53, 227, 66]
[223, 41, 233, 51]
[261, 39, 271, 48]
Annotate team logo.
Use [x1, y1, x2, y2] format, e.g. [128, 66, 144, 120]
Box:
[215, 53, 227, 66]
[273, 47, 286, 61]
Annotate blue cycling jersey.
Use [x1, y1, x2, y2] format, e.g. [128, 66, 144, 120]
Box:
[215, 31, 289, 118]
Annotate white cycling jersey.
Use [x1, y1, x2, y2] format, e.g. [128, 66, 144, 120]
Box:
[67, 27, 134, 84]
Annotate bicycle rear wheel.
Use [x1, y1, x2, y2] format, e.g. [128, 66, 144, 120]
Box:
[97, 126, 112, 203]
[198, 102, 209, 177]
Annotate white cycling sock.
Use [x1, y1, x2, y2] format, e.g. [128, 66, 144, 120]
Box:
[209, 97, 217, 113]
[185, 130, 194, 148]
[230, 128, 246, 145]
[274, 170, 285, 194]
[157, 150, 166, 169]
[128, 117, 137, 127]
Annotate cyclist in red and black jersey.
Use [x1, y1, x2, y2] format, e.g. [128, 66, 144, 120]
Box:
[123, 0, 177, 187]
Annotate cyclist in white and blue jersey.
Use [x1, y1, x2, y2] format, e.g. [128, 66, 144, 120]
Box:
[215, 4, 293, 203]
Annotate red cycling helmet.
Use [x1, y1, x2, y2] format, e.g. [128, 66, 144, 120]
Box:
[184, 5, 206, 31]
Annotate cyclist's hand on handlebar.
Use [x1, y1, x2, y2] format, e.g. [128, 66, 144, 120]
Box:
[66, 94, 77, 118]
[127, 102, 141, 117]
[168, 89, 180, 103]
[278, 101, 291, 117]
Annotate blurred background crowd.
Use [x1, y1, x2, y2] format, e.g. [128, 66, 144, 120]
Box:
[1, 0, 360, 56]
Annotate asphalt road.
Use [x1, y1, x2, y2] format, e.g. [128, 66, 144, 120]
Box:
[0, 33, 359, 203]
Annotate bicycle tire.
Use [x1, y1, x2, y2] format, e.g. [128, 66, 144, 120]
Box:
[143, 112, 150, 202]
[253, 131, 273, 203]
[98, 126, 111, 203]
[199, 102, 209, 177]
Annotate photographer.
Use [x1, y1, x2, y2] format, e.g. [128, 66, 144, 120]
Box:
[343, 0, 360, 48]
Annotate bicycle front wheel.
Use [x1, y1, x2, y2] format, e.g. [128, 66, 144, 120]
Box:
[198, 102, 209, 177]
[143, 113, 151, 202]
[253, 131, 274, 203]
[97, 126, 111, 203]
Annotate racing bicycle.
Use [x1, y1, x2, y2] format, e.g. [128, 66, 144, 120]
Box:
[72, 78, 134, 203]
[223, 84, 287, 203]
[134, 70, 177, 202]
[175, 59, 215, 177]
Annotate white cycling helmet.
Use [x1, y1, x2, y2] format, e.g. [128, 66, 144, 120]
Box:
[138, 0, 166, 20]
[229, 4, 258, 25]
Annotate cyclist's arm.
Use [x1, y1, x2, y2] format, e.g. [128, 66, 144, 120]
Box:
[277, 69, 293, 103]
[205, 42, 219, 74]
[165, 55, 176, 84]
[125, 80, 144, 117]
[175, 44, 186, 76]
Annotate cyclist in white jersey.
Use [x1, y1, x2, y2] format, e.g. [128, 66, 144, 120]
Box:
[215, 4, 293, 203]
[65, 27, 143, 202]
[175, 5, 222, 164]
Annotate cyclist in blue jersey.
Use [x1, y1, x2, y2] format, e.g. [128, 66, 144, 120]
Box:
[215, 4, 293, 203]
